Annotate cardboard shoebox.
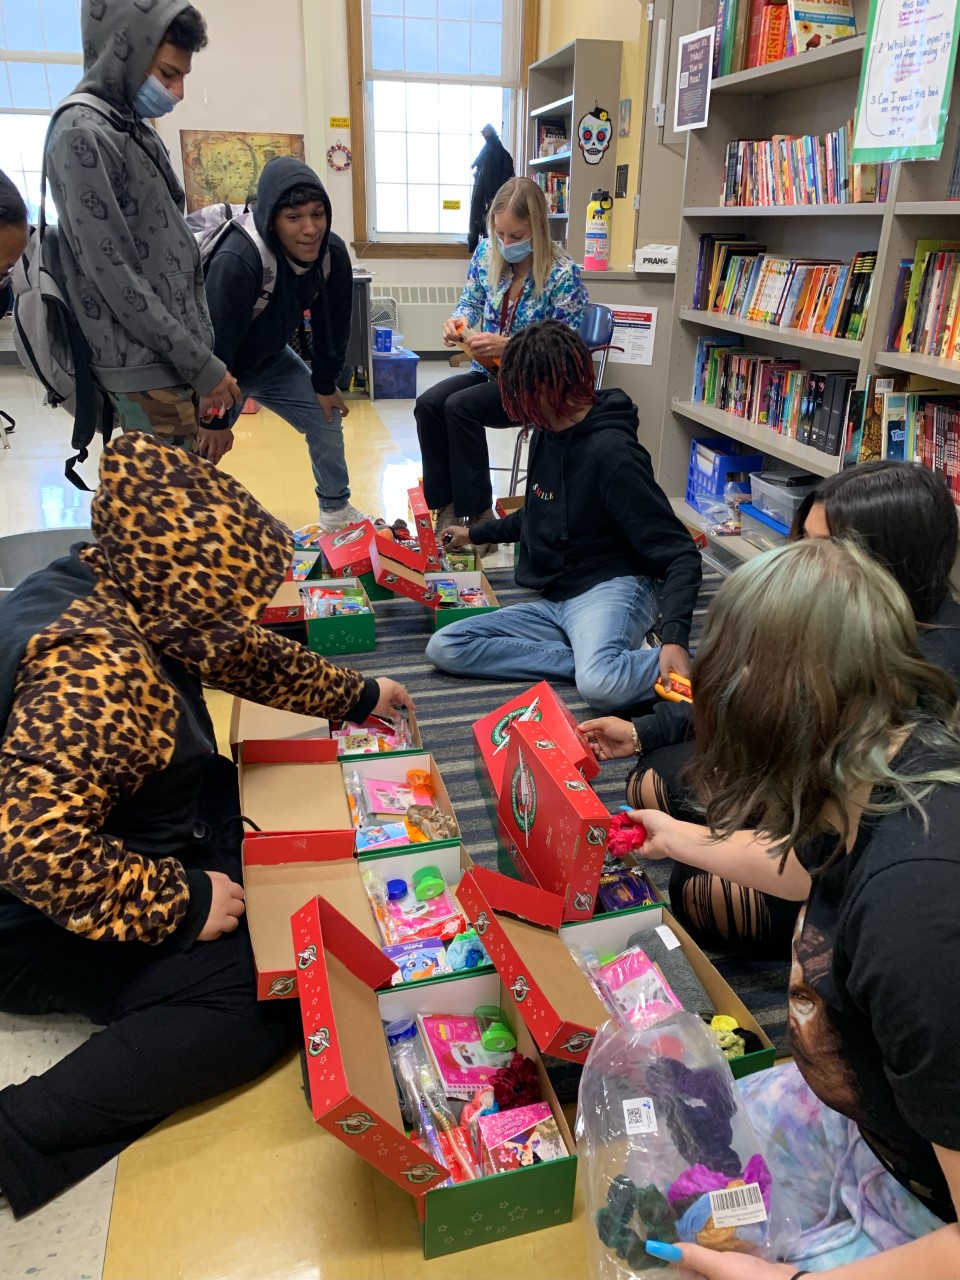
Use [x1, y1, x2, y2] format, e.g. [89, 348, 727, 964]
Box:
[230, 696, 425, 765]
[473, 680, 600, 803]
[496, 718, 609, 921]
[286, 548, 324, 582]
[318, 520, 378, 579]
[370, 532, 440, 606]
[260, 579, 306, 628]
[424, 570, 500, 631]
[300, 578, 376, 656]
[407, 485, 442, 571]
[291, 898, 577, 1258]
[458, 866, 775, 1080]
[344, 750, 460, 855]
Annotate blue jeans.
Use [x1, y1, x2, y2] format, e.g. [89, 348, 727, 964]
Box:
[425, 575, 661, 712]
[228, 346, 350, 511]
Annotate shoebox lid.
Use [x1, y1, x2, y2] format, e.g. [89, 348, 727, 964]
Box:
[229, 698, 330, 763]
[496, 719, 609, 921]
[458, 867, 774, 1074]
[260, 580, 304, 626]
[239, 750, 354, 863]
[369, 534, 440, 607]
[243, 855, 384, 999]
[291, 895, 577, 1255]
[473, 681, 600, 803]
[407, 485, 442, 570]
[494, 495, 525, 519]
[286, 548, 324, 581]
[318, 520, 378, 578]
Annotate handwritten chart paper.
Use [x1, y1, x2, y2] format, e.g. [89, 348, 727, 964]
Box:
[853, 0, 960, 162]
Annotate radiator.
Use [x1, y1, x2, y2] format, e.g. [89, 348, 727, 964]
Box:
[371, 284, 462, 353]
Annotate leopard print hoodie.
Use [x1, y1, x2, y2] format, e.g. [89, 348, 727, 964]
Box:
[0, 434, 378, 945]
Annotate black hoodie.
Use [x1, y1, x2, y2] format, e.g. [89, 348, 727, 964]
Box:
[470, 389, 703, 647]
[203, 156, 353, 398]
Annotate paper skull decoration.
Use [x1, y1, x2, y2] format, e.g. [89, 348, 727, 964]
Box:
[578, 105, 612, 165]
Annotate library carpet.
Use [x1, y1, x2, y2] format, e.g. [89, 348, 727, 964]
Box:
[357, 564, 791, 1056]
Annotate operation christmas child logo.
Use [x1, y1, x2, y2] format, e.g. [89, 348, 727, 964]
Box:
[491, 704, 543, 748]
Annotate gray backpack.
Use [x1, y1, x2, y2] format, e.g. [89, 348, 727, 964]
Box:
[12, 92, 162, 489]
[187, 202, 332, 318]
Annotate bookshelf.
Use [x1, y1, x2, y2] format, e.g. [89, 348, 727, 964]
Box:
[524, 39, 622, 263]
[653, 0, 947, 567]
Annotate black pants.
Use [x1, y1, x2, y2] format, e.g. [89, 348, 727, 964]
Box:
[414, 370, 515, 516]
[0, 758, 299, 1218]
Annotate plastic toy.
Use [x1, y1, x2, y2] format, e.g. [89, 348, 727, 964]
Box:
[412, 865, 445, 901]
[362, 867, 465, 946]
[474, 1005, 517, 1054]
[654, 673, 693, 704]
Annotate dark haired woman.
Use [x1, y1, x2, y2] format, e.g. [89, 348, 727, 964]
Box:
[426, 320, 702, 712]
[0, 169, 28, 315]
[643, 539, 960, 1277]
[582, 460, 960, 956]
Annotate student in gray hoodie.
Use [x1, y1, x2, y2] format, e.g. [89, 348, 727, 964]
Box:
[45, 0, 241, 460]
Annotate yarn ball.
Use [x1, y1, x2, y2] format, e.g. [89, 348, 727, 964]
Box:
[607, 812, 647, 858]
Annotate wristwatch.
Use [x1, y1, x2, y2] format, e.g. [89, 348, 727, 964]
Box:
[632, 726, 642, 756]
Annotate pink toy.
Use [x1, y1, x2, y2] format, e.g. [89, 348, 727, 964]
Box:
[417, 1014, 515, 1100]
[607, 812, 647, 858]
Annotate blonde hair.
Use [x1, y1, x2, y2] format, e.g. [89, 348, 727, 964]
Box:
[486, 177, 562, 296]
[690, 538, 960, 863]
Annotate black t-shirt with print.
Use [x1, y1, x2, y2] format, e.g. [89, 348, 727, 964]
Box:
[792, 753, 960, 1223]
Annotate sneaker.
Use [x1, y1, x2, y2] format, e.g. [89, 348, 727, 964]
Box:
[319, 503, 372, 533]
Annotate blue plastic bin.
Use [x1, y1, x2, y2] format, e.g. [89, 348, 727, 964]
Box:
[685, 437, 765, 508]
[373, 348, 420, 399]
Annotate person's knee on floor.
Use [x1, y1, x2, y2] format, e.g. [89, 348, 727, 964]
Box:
[576, 658, 656, 715]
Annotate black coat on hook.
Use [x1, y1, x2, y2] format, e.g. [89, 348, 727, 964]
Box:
[468, 125, 515, 253]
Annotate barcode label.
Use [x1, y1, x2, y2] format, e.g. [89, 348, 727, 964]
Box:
[622, 1096, 658, 1135]
[708, 1182, 767, 1228]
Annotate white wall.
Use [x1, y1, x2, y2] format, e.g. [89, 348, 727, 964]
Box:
[155, 0, 308, 185]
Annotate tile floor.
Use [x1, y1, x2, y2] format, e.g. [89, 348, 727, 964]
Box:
[0, 360, 539, 1280]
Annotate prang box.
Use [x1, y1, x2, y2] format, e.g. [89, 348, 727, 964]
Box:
[496, 718, 609, 921]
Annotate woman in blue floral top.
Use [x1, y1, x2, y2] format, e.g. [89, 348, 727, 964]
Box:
[414, 177, 587, 542]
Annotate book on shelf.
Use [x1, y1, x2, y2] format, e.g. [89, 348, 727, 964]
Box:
[535, 118, 569, 158]
[787, 0, 857, 52]
[535, 171, 568, 214]
[720, 122, 890, 206]
[716, 0, 799, 75]
[694, 234, 877, 340]
[690, 333, 855, 454]
[842, 377, 960, 499]
[895, 239, 960, 360]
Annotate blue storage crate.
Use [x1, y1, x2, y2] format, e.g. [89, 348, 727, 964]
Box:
[373, 348, 420, 399]
[686, 437, 765, 508]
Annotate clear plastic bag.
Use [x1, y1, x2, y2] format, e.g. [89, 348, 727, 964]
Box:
[576, 1012, 797, 1278]
[694, 482, 748, 537]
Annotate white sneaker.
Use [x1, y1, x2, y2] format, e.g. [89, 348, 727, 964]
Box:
[319, 503, 373, 533]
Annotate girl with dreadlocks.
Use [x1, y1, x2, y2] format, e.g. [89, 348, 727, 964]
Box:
[429, 320, 702, 712]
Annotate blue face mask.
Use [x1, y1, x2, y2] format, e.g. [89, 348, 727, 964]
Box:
[133, 74, 180, 119]
[498, 235, 532, 264]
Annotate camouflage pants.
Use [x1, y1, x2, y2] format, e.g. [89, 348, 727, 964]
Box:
[107, 385, 200, 451]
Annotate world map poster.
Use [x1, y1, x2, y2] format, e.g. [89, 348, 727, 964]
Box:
[179, 130, 307, 212]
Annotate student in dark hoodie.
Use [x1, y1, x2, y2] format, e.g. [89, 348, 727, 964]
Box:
[45, 1, 242, 456]
[200, 157, 369, 530]
[431, 321, 702, 711]
[0, 433, 413, 1217]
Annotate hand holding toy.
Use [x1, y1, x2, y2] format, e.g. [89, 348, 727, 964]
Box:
[655, 672, 693, 704]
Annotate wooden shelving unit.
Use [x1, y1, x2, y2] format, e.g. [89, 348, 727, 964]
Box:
[524, 38, 622, 261]
[652, 0, 960, 569]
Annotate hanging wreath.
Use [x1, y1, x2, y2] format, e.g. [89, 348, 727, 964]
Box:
[326, 140, 351, 172]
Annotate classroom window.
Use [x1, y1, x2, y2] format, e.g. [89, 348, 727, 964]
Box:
[0, 0, 83, 222]
[363, 0, 520, 242]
